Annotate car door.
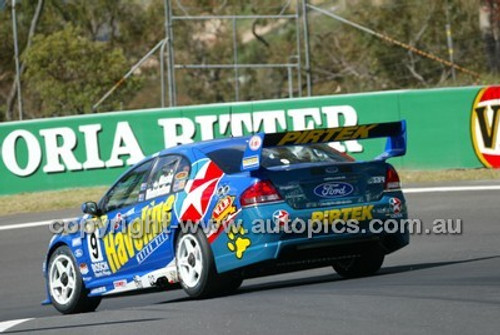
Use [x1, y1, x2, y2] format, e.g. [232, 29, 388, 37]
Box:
[140, 154, 191, 271]
[85, 159, 155, 283]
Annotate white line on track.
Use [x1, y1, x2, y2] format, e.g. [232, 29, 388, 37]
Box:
[0, 185, 500, 233]
[0, 318, 33, 333]
[404, 185, 500, 193]
[0, 218, 75, 231]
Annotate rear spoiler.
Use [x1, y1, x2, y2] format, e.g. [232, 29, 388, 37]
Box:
[240, 120, 406, 171]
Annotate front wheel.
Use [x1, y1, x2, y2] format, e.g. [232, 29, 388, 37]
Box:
[48, 245, 101, 314]
[333, 250, 385, 279]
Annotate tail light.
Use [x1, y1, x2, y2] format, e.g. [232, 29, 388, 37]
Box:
[384, 165, 401, 191]
[240, 180, 282, 207]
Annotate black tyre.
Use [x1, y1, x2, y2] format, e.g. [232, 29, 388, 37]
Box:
[333, 250, 385, 279]
[47, 245, 101, 314]
[175, 229, 221, 298]
[219, 274, 243, 295]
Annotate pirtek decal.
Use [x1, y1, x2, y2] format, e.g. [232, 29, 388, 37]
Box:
[311, 205, 374, 223]
[103, 195, 174, 273]
[276, 125, 378, 146]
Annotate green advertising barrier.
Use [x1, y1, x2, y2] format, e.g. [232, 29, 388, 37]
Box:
[0, 86, 497, 195]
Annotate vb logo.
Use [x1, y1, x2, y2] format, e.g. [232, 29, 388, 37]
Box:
[471, 86, 500, 168]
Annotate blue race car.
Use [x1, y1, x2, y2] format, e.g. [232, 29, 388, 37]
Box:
[43, 121, 408, 314]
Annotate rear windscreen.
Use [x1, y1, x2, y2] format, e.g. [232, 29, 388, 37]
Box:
[205, 143, 352, 174]
[261, 144, 352, 168]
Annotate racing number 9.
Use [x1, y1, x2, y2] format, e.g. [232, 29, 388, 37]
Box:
[87, 231, 103, 263]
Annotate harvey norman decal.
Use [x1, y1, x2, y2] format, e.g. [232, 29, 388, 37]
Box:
[0, 105, 363, 177]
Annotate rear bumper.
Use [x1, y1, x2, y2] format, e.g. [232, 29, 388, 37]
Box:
[212, 191, 409, 273]
[240, 234, 407, 279]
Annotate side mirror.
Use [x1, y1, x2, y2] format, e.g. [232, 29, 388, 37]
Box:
[81, 201, 100, 216]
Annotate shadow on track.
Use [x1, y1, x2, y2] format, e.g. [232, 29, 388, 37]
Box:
[156, 255, 500, 304]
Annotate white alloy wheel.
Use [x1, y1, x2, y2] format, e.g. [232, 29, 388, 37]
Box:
[49, 254, 77, 305]
[177, 234, 204, 288]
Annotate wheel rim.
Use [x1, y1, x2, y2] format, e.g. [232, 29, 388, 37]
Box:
[177, 235, 203, 288]
[49, 254, 77, 305]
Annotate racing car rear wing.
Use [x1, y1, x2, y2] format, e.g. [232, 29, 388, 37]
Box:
[240, 120, 407, 171]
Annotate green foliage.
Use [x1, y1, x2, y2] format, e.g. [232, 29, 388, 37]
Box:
[2, 0, 500, 117]
[307, 0, 497, 95]
[23, 25, 141, 116]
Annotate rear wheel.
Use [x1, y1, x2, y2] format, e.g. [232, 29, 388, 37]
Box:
[48, 245, 101, 314]
[219, 274, 243, 295]
[176, 229, 220, 298]
[333, 250, 385, 279]
[175, 229, 243, 298]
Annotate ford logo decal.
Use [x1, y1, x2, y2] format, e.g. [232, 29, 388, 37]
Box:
[313, 182, 354, 198]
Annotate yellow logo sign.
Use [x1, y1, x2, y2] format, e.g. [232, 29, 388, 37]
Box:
[103, 195, 174, 273]
[277, 124, 378, 146]
[311, 205, 374, 224]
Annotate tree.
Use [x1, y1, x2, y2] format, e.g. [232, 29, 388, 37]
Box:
[23, 25, 141, 116]
[480, 0, 500, 73]
[5, 0, 45, 120]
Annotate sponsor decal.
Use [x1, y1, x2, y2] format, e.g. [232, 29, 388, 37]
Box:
[227, 224, 251, 259]
[177, 160, 224, 222]
[311, 205, 374, 223]
[136, 231, 169, 264]
[146, 172, 174, 200]
[103, 195, 175, 273]
[138, 194, 145, 202]
[113, 279, 127, 289]
[313, 182, 354, 198]
[212, 196, 237, 223]
[216, 185, 230, 197]
[90, 286, 107, 295]
[242, 156, 259, 168]
[367, 176, 385, 184]
[71, 238, 82, 247]
[389, 197, 402, 214]
[249, 135, 262, 151]
[173, 179, 186, 192]
[175, 171, 189, 180]
[74, 249, 83, 258]
[275, 124, 378, 146]
[111, 213, 125, 231]
[272, 209, 290, 226]
[471, 86, 500, 168]
[79, 263, 89, 275]
[91, 261, 111, 277]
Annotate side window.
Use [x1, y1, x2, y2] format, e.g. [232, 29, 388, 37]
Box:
[173, 156, 190, 193]
[146, 155, 190, 200]
[102, 160, 154, 212]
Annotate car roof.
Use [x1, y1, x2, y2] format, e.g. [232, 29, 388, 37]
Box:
[108, 136, 251, 194]
[156, 136, 250, 156]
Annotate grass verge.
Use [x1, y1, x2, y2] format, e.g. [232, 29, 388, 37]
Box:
[0, 186, 107, 217]
[1, 168, 500, 216]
